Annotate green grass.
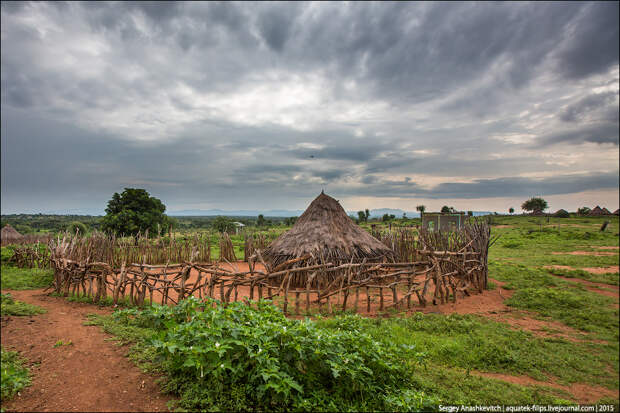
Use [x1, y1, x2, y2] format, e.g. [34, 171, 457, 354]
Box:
[0, 293, 46, 316]
[0, 348, 32, 402]
[545, 267, 619, 286]
[316, 312, 618, 390]
[0, 266, 53, 290]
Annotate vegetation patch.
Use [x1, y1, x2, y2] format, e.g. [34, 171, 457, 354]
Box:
[545, 267, 619, 286]
[0, 293, 46, 316]
[101, 297, 438, 411]
[0, 265, 53, 290]
[0, 348, 32, 402]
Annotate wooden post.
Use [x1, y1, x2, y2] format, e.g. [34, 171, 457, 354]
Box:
[295, 291, 300, 315]
[366, 287, 371, 312]
[354, 287, 359, 313]
[379, 287, 384, 311]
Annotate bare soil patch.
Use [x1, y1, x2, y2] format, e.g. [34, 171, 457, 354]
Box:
[472, 371, 619, 404]
[582, 266, 620, 275]
[551, 251, 617, 256]
[0, 289, 171, 412]
[594, 246, 620, 250]
[544, 264, 619, 275]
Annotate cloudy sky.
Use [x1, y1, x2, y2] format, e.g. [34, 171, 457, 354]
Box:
[1, 1, 619, 215]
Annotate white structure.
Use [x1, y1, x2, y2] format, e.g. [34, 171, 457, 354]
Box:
[232, 222, 245, 234]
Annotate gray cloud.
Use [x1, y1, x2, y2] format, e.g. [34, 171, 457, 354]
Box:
[1, 2, 619, 213]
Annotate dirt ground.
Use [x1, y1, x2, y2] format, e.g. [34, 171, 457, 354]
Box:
[1, 289, 172, 412]
[551, 251, 618, 256]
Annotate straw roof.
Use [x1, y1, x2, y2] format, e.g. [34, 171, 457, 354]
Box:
[613, 209, 620, 216]
[263, 192, 395, 268]
[1, 224, 23, 243]
[589, 206, 605, 216]
[601, 207, 612, 214]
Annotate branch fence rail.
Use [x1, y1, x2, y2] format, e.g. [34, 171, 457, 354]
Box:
[9, 222, 496, 315]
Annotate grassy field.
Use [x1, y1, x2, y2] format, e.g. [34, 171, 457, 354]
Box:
[1, 214, 618, 410]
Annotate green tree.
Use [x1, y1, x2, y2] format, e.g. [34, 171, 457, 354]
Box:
[212, 216, 235, 233]
[101, 188, 169, 237]
[357, 211, 367, 223]
[577, 207, 591, 216]
[509, 207, 515, 215]
[521, 197, 548, 214]
[441, 206, 452, 214]
[256, 214, 266, 227]
[67, 221, 88, 235]
[365, 209, 370, 221]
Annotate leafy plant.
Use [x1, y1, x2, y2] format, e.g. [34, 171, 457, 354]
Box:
[111, 297, 435, 411]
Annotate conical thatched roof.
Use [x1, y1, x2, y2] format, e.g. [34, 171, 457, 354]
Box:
[589, 206, 605, 215]
[613, 209, 620, 216]
[1, 224, 23, 243]
[601, 207, 612, 215]
[263, 192, 395, 269]
[554, 209, 569, 217]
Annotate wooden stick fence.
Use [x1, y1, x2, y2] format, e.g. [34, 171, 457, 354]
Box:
[45, 245, 488, 315]
[13, 221, 493, 315]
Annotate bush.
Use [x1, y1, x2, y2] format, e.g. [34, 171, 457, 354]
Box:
[66, 221, 88, 235]
[112, 297, 437, 411]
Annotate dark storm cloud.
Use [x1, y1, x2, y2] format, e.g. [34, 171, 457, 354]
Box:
[538, 123, 620, 146]
[1, 2, 619, 213]
[560, 92, 618, 123]
[555, 2, 620, 80]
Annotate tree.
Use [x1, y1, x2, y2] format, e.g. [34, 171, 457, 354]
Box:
[67, 221, 88, 236]
[365, 209, 370, 221]
[577, 207, 591, 216]
[416, 205, 426, 216]
[509, 207, 514, 215]
[521, 197, 548, 214]
[101, 188, 170, 237]
[256, 214, 266, 227]
[357, 211, 367, 223]
[467, 211, 473, 217]
[213, 216, 235, 233]
[441, 205, 453, 214]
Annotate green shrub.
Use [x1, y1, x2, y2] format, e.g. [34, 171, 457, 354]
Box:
[112, 297, 437, 411]
[1, 348, 31, 401]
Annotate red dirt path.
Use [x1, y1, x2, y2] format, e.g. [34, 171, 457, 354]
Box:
[1, 289, 172, 412]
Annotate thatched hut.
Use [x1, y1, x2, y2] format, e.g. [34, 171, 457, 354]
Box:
[262, 192, 395, 287]
[589, 206, 605, 216]
[601, 207, 612, 215]
[1, 224, 23, 245]
[613, 209, 619, 216]
[554, 209, 569, 218]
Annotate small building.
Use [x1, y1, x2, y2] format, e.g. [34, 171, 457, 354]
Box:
[1, 224, 24, 245]
[232, 222, 245, 234]
[421, 212, 466, 232]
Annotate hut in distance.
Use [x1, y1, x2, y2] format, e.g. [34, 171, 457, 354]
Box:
[263, 192, 395, 283]
[1, 224, 23, 245]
